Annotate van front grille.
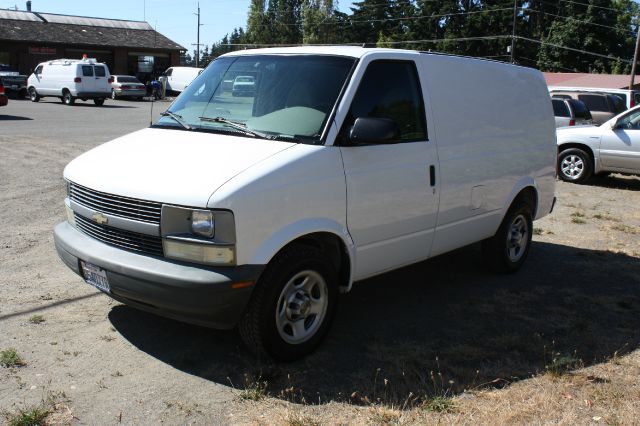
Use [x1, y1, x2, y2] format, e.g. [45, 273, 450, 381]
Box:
[74, 213, 164, 257]
[69, 182, 162, 224]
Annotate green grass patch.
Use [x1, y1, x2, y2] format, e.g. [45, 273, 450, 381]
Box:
[28, 315, 45, 324]
[422, 395, 455, 413]
[0, 348, 26, 368]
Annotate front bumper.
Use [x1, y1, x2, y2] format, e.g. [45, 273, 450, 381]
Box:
[54, 221, 263, 329]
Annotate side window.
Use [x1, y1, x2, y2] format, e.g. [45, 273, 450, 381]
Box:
[634, 92, 640, 105]
[551, 94, 571, 99]
[94, 66, 106, 77]
[578, 94, 609, 112]
[552, 99, 570, 117]
[35, 65, 43, 75]
[616, 110, 640, 130]
[165, 68, 173, 77]
[82, 65, 94, 77]
[344, 60, 427, 143]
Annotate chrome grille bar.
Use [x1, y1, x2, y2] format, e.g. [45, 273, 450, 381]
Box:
[75, 213, 164, 257]
[69, 182, 162, 224]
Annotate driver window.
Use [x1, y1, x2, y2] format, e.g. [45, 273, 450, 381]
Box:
[35, 65, 43, 75]
[617, 110, 640, 130]
[341, 60, 427, 143]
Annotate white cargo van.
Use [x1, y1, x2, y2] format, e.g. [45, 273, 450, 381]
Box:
[54, 47, 556, 360]
[161, 66, 203, 94]
[27, 58, 112, 105]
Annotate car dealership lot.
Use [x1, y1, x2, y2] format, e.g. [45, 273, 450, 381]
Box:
[1, 100, 639, 424]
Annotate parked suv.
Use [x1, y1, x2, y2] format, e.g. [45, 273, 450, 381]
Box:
[54, 47, 556, 361]
[550, 86, 640, 110]
[557, 105, 640, 183]
[552, 98, 593, 128]
[551, 90, 625, 125]
[27, 58, 112, 106]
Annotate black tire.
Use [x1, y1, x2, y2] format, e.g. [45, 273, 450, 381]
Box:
[558, 148, 592, 184]
[482, 200, 534, 273]
[94, 98, 105, 106]
[29, 87, 40, 102]
[238, 244, 338, 361]
[62, 90, 75, 105]
[111, 90, 117, 100]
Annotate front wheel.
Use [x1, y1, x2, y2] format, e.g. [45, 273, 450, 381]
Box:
[29, 87, 40, 102]
[482, 200, 533, 273]
[94, 98, 105, 106]
[238, 244, 338, 361]
[558, 148, 592, 183]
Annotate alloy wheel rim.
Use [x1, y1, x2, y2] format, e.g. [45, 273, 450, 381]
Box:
[561, 155, 584, 179]
[275, 270, 328, 345]
[506, 214, 529, 262]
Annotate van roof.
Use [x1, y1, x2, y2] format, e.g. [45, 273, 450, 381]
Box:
[220, 45, 525, 68]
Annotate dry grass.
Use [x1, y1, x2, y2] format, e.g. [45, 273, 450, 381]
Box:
[28, 315, 45, 324]
[1, 390, 72, 426]
[245, 352, 640, 425]
[610, 224, 638, 235]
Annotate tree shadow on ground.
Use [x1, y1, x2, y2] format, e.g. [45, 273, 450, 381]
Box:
[109, 242, 640, 407]
[589, 173, 640, 191]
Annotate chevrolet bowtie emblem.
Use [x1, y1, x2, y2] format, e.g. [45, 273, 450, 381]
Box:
[92, 212, 108, 225]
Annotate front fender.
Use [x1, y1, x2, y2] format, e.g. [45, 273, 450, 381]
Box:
[247, 218, 356, 290]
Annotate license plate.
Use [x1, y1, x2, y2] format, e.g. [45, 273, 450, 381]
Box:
[9, 85, 17, 90]
[80, 261, 110, 293]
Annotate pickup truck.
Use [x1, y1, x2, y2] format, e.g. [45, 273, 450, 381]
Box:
[0, 67, 28, 99]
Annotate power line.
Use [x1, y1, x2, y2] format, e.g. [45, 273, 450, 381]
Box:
[558, 0, 624, 13]
[526, 8, 635, 34]
[517, 36, 632, 63]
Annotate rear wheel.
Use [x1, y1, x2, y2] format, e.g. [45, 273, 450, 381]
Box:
[558, 148, 592, 183]
[482, 200, 534, 273]
[29, 87, 40, 102]
[238, 244, 338, 361]
[62, 90, 75, 105]
[94, 98, 105, 106]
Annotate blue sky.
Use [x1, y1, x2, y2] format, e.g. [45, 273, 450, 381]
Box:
[0, 0, 357, 51]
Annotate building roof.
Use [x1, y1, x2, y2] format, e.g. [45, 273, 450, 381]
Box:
[543, 72, 638, 89]
[0, 9, 184, 51]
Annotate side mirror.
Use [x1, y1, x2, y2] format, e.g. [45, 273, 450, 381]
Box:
[347, 117, 400, 145]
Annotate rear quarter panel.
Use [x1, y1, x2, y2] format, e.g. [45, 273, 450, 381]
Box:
[420, 55, 556, 255]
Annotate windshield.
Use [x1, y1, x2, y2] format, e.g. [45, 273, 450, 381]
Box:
[156, 55, 356, 143]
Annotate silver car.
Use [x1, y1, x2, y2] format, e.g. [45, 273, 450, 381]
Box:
[110, 75, 146, 100]
[556, 106, 640, 183]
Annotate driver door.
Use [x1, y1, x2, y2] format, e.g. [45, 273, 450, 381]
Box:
[600, 109, 640, 172]
[338, 59, 438, 280]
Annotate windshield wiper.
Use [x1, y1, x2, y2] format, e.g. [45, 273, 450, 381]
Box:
[160, 111, 191, 130]
[199, 116, 268, 139]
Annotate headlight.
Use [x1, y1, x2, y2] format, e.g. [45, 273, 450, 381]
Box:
[191, 210, 214, 238]
[160, 205, 236, 266]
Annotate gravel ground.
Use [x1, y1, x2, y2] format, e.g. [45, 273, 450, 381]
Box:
[1, 98, 639, 425]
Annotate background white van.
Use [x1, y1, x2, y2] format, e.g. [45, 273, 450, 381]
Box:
[27, 58, 112, 106]
[160, 66, 203, 94]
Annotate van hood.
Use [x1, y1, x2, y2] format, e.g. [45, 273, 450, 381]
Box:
[64, 127, 295, 207]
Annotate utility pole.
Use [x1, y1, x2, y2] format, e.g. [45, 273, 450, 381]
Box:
[630, 18, 640, 90]
[193, 3, 204, 68]
[510, 0, 517, 64]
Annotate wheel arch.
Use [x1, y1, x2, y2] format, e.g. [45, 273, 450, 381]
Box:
[557, 142, 597, 173]
[500, 178, 540, 221]
[248, 222, 355, 293]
